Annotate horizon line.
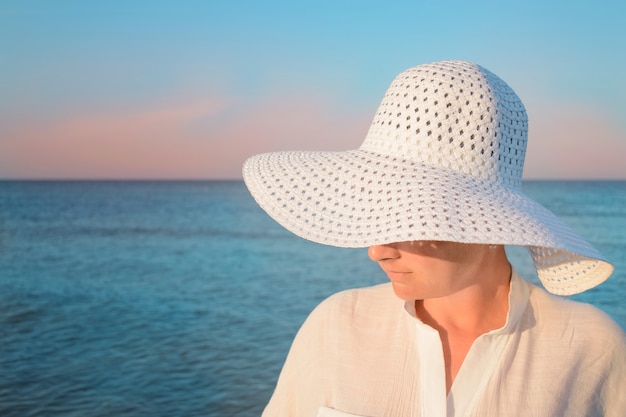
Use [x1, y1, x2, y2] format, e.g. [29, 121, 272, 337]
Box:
[1, 177, 625, 182]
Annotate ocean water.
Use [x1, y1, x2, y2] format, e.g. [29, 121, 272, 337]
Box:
[1, 180, 624, 416]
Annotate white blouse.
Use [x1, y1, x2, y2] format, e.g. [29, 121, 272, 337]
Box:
[262, 271, 626, 417]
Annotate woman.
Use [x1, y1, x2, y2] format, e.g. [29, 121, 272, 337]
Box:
[243, 61, 626, 416]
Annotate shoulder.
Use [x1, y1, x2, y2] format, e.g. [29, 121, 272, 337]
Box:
[523, 284, 626, 414]
[301, 282, 406, 337]
[526, 283, 626, 352]
[323, 282, 398, 307]
[314, 283, 403, 312]
[528, 283, 622, 331]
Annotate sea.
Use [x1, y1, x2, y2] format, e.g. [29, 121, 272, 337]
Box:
[1, 180, 625, 416]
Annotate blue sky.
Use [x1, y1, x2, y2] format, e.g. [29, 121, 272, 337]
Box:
[1, 0, 625, 179]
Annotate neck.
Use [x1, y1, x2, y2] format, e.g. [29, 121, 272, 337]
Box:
[416, 247, 512, 336]
[414, 246, 512, 393]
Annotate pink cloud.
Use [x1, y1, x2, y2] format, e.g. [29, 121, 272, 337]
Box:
[0, 98, 229, 178]
[524, 100, 626, 179]
[1, 91, 623, 180]
[0, 92, 371, 179]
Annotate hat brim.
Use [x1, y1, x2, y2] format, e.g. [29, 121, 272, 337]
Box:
[243, 149, 613, 295]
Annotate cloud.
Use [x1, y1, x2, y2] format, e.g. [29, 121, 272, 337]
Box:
[0, 92, 371, 179]
[524, 100, 626, 179]
[1, 89, 623, 179]
[0, 98, 225, 178]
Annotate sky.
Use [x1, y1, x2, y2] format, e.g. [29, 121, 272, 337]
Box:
[1, 0, 625, 180]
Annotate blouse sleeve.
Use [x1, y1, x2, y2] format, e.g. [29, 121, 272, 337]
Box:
[261, 295, 337, 417]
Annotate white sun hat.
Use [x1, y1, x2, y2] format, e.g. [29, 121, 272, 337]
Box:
[242, 60, 613, 295]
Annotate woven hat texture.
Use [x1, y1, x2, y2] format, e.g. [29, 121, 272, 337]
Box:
[243, 60, 613, 295]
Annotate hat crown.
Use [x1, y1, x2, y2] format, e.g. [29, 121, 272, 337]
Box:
[360, 61, 528, 189]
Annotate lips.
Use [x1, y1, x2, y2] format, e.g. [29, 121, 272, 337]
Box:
[384, 270, 411, 281]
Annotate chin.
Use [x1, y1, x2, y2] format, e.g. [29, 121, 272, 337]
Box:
[390, 283, 421, 301]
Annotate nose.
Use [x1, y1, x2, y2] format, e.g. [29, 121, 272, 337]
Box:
[368, 244, 401, 262]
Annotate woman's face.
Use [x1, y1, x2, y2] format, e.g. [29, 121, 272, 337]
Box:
[368, 241, 494, 301]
